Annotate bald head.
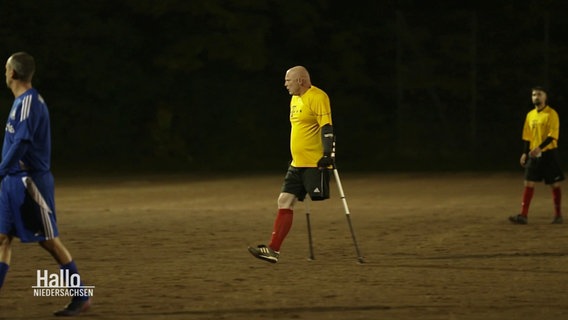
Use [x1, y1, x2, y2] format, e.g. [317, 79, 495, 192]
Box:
[284, 66, 312, 96]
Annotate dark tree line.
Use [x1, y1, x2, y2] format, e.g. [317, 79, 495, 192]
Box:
[0, 1, 567, 173]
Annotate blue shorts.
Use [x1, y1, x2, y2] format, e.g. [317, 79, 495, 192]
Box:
[0, 172, 59, 242]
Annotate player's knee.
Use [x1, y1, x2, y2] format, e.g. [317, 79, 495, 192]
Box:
[524, 181, 536, 188]
[38, 238, 59, 252]
[0, 234, 12, 247]
[277, 192, 296, 209]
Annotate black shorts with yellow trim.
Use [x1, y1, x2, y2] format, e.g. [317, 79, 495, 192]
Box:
[524, 148, 565, 185]
[281, 166, 330, 201]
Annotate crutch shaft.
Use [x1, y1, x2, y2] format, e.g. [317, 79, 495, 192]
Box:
[333, 168, 365, 263]
[305, 200, 315, 260]
[333, 169, 350, 215]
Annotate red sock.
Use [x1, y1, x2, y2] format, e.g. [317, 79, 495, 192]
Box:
[269, 209, 293, 251]
[552, 187, 562, 217]
[521, 186, 534, 216]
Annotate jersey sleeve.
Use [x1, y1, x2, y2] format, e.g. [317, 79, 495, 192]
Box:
[13, 96, 36, 143]
[311, 91, 332, 127]
[548, 109, 560, 140]
[522, 114, 531, 141]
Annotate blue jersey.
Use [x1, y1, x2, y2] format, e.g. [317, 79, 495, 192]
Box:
[0, 88, 58, 242]
[0, 88, 51, 175]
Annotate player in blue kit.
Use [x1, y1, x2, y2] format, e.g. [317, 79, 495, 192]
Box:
[0, 52, 91, 316]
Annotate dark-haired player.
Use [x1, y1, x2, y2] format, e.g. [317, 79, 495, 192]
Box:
[510, 86, 564, 224]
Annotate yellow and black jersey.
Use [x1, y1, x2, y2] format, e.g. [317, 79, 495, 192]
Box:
[289, 86, 332, 167]
[523, 105, 559, 151]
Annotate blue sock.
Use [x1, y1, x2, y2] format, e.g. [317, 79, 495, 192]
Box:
[0, 262, 9, 289]
[60, 261, 88, 301]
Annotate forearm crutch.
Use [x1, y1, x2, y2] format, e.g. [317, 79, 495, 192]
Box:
[305, 199, 315, 260]
[333, 166, 365, 263]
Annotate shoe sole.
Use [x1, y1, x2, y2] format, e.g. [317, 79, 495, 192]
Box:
[54, 299, 91, 316]
[508, 216, 527, 225]
[248, 247, 278, 264]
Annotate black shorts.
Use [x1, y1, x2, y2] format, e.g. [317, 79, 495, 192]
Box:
[281, 166, 330, 201]
[525, 149, 565, 185]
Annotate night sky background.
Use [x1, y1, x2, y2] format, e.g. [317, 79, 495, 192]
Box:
[1, 0, 567, 174]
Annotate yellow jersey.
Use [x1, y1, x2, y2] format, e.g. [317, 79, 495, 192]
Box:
[522, 105, 559, 151]
[289, 86, 332, 167]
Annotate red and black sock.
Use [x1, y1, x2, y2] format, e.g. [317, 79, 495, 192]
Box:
[269, 208, 293, 252]
[520, 186, 534, 217]
[552, 187, 562, 217]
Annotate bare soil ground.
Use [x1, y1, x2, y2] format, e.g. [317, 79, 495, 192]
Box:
[1, 172, 567, 319]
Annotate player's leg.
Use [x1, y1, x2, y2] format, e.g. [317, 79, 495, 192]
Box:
[550, 182, 563, 224]
[0, 234, 13, 290]
[39, 237, 72, 264]
[510, 157, 541, 224]
[268, 168, 328, 253]
[248, 192, 297, 263]
[543, 150, 564, 224]
[248, 167, 305, 263]
[268, 192, 297, 251]
[39, 238, 90, 300]
[521, 180, 536, 216]
[39, 238, 91, 316]
[39, 237, 89, 288]
[509, 180, 536, 224]
[38, 238, 89, 296]
[22, 174, 91, 315]
[268, 167, 306, 252]
[0, 178, 14, 290]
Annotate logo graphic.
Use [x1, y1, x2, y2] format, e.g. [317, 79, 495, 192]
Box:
[5, 123, 14, 134]
[32, 270, 95, 297]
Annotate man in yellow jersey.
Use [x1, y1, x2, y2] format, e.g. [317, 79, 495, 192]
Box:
[510, 86, 564, 224]
[248, 66, 334, 263]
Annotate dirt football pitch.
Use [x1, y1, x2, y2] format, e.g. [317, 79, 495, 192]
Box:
[1, 172, 567, 319]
